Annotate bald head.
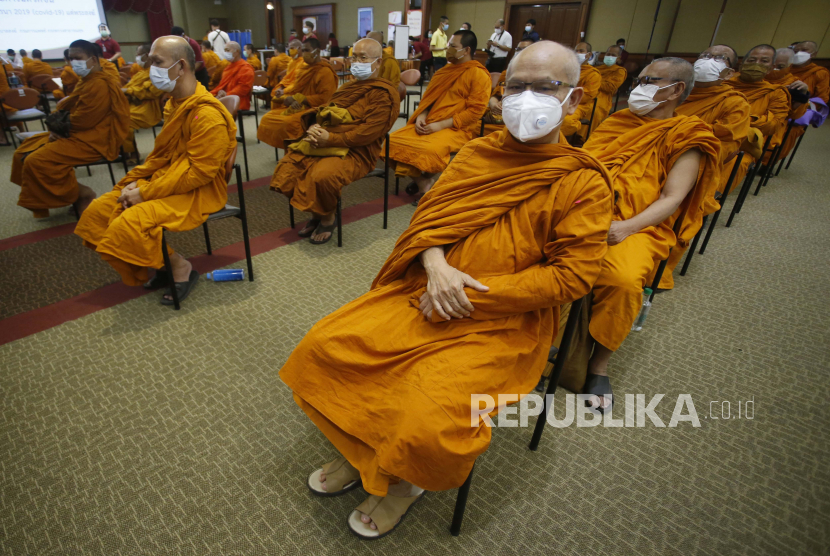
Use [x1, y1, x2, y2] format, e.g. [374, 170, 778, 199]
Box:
[708, 44, 739, 69]
[797, 40, 818, 54]
[288, 39, 303, 57]
[151, 36, 196, 71]
[354, 37, 382, 59]
[508, 41, 580, 91]
[774, 47, 794, 69]
[645, 57, 694, 102]
[367, 31, 384, 45]
[225, 41, 241, 62]
[606, 45, 621, 58]
[575, 42, 592, 53]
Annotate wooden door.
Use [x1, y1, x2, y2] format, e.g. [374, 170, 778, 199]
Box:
[292, 3, 335, 43]
[507, 2, 583, 47]
[508, 5, 549, 46]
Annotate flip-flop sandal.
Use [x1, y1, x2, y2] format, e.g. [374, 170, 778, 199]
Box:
[160, 270, 199, 305]
[309, 222, 336, 245]
[347, 488, 425, 540]
[307, 457, 362, 497]
[405, 182, 418, 196]
[143, 270, 169, 289]
[583, 373, 614, 414]
[297, 218, 321, 238]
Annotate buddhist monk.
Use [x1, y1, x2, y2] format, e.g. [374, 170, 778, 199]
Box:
[764, 48, 810, 164]
[280, 41, 613, 539]
[386, 30, 490, 202]
[256, 38, 337, 149]
[20, 50, 33, 66]
[121, 44, 165, 163]
[10, 40, 129, 218]
[560, 41, 601, 143]
[129, 58, 143, 76]
[658, 44, 751, 290]
[201, 40, 221, 69]
[271, 38, 399, 245]
[266, 43, 291, 88]
[0, 56, 17, 145]
[91, 43, 121, 79]
[481, 39, 532, 133]
[59, 49, 80, 97]
[593, 45, 627, 130]
[22, 49, 53, 86]
[367, 31, 401, 88]
[245, 44, 262, 71]
[269, 40, 305, 104]
[207, 48, 230, 91]
[211, 41, 254, 110]
[777, 40, 830, 159]
[582, 58, 720, 410]
[74, 36, 236, 306]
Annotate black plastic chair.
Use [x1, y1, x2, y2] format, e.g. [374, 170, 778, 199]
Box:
[73, 146, 130, 185]
[726, 135, 772, 228]
[162, 145, 253, 310]
[580, 97, 599, 142]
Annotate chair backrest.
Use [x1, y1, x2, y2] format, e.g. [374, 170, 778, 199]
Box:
[219, 94, 240, 120]
[473, 51, 490, 65]
[330, 59, 345, 72]
[13, 70, 25, 79]
[490, 72, 502, 90]
[253, 72, 268, 87]
[411, 60, 421, 71]
[29, 74, 60, 92]
[225, 143, 238, 182]
[2, 88, 43, 110]
[400, 69, 420, 86]
[397, 82, 407, 103]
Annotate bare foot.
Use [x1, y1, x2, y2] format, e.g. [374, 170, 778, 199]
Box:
[162, 253, 193, 302]
[73, 184, 96, 217]
[310, 212, 336, 243]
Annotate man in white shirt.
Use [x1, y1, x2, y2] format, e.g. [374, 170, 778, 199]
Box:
[208, 19, 230, 55]
[486, 18, 512, 73]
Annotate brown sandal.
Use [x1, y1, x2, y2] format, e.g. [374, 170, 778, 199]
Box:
[347, 487, 425, 539]
[307, 457, 362, 497]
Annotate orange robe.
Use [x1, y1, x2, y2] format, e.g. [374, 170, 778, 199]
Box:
[383, 46, 393, 57]
[561, 63, 601, 139]
[270, 57, 305, 105]
[764, 69, 809, 161]
[593, 64, 627, 130]
[59, 65, 80, 97]
[74, 84, 237, 285]
[388, 60, 491, 177]
[777, 62, 830, 158]
[211, 59, 255, 111]
[271, 78, 399, 214]
[266, 53, 291, 87]
[208, 59, 230, 91]
[379, 52, 401, 88]
[257, 61, 338, 148]
[10, 71, 130, 216]
[122, 68, 165, 153]
[279, 128, 613, 495]
[101, 59, 119, 78]
[247, 55, 262, 71]
[584, 110, 720, 349]
[203, 50, 221, 70]
[479, 69, 506, 136]
[129, 62, 142, 76]
[22, 59, 53, 86]
[21, 56, 34, 66]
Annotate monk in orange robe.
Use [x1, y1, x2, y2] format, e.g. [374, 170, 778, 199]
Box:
[658, 45, 751, 289]
[207, 57, 229, 90]
[129, 61, 142, 76]
[201, 41, 221, 69]
[75, 37, 236, 306]
[582, 58, 720, 410]
[271, 39, 399, 244]
[561, 42, 601, 142]
[121, 44, 165, 159]
[367, 31, 401, 88]
[10, 40, 129, 219]
[20, 51, 34, 66]
[59, 49, 80, 97]
[592, 45, 627, 130]
[257, 38, 337, 149]
[211, 41, 255, 111]
[481, 40, 532, 136]
[777, 41, 830, 159]
[268, 41, 305, 104]
[0, 60, 17, 145]
[22, 49, 53, 86]
[764, 48, 811, 165]
[244, 44, 262, 71]
[387, 30, 490, 201]
[280, 42, 613, 538]
[265, 44, 291, 88]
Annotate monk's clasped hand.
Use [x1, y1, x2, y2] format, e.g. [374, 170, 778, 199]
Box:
[607, 220, 635, 246]
[423, 262, 489, 321]
[117, 182, 144, 209]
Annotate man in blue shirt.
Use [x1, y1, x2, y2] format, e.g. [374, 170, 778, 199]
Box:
[522, 19, 540, 42]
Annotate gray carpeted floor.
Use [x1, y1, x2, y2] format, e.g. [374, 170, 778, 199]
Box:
[0, 118, 828, 555]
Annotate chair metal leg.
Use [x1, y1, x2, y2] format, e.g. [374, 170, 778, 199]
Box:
[784, 129, 806, 170]
[754, 149, 777, 196]
[234, 164, 254, 281]
[289, 204, 295, 228]
[275, 147, 280, 162]
[726, 162, 758, 227]
[254, 103, 260, 141]
[161, 231, 180, 310]
[679, 226, 703, 276]
[774, 123, 793, 176]
[529, 296, 584, 451]
[152, 125, 157, 138]
[203, 222, 212, 255]
[383, 133, 389, 230]
[700, 151, 743, 254]
[336, 198, 342, 247]
[86, 165, 92, 176]
[584, 98, 598, 143]
[450, 464, 474, 536]
[238, 116, 250, 182]
[648, 258, 670, 302]
[107, 161, 116, 186]
[395, 176, 399, 196]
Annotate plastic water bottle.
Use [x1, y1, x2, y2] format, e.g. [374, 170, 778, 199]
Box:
[631, 288, 653, 331]
[206, 269, 244, 282]
[9, 73, 20, 89]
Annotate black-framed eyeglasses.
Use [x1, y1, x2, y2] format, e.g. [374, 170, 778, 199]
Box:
[697, 52, 730, 63]
[632, 76, 682, 88]
[501, 80, 575, 97]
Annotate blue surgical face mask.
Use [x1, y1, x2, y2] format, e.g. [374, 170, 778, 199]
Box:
[604, 56, 617, 66]
[71, 59, 91, 78]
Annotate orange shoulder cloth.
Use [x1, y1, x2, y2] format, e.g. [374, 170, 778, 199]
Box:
[292, 60, 337, 91]
[410, 60, 489, 121]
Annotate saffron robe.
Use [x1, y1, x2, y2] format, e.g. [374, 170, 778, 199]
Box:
[271, 78, 399, 214]
[379, 52, 401, 88]
[0, 67, 17, 117]
[122, 68, 165, 153]
[270, 57, 305, 106]
[211, 59, 255, 111]
[203, 50, 221, 69]
[208, 59, 230, 91]
[22, 59, 53, 86]
[60, 65, 80, 96]
[584, 110, 720, 350]
[480, 70, 506, 136]
[247, 55, 262, 71]
[776, 62, 830, 159]
[10, 71, 130, 215]
[387, 60, 490, 176]
[280, 128, 613, 495]
[257, 61, 338, 148]
[593, 64, 627, 130]
[74, 84, 237, 285]
[101, 60, 119, 79]
[129, 62, 142, 76]
[266, 53, 291, 87]
[561, 63, 601, 139]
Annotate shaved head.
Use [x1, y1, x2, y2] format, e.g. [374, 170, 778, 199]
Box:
[575, 41, 592, 53]
[710, 44, 739, 69]
[508, 40, 580, 88]
[774, 47, 794, 69]
[226, 41, 241, 54]
[606, 45, 621, 57]
[797, 40, 818, 54]
[288, 39, 303, 51]
[354, 37, 382, 58]
[151, 36, 196, 71]
[744, 43, 775, 62]
[366, 31, 383, 44]
[646, 57, 694, 102]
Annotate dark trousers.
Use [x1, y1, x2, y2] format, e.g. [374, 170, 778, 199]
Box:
[195, 67, 210, 89]
[432, 57, 448, 73]
[487, 57, 507, 73]
[419, 59, 433, 84]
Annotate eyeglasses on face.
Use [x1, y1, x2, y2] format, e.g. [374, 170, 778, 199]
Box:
[501, 80, 575, 97]
[632, 76, 682, 88]
[697, 52, 730, 63]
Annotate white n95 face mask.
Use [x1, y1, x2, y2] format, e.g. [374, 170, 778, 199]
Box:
[693, 58, 727, 82]
[792, 51, 810, 65]
[71, 59, 91, 78]
[149, 62, 180, 92]
[627, 83, 675, 116]
[576, 53, 587, 64]
[502, 89, 572, 142]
